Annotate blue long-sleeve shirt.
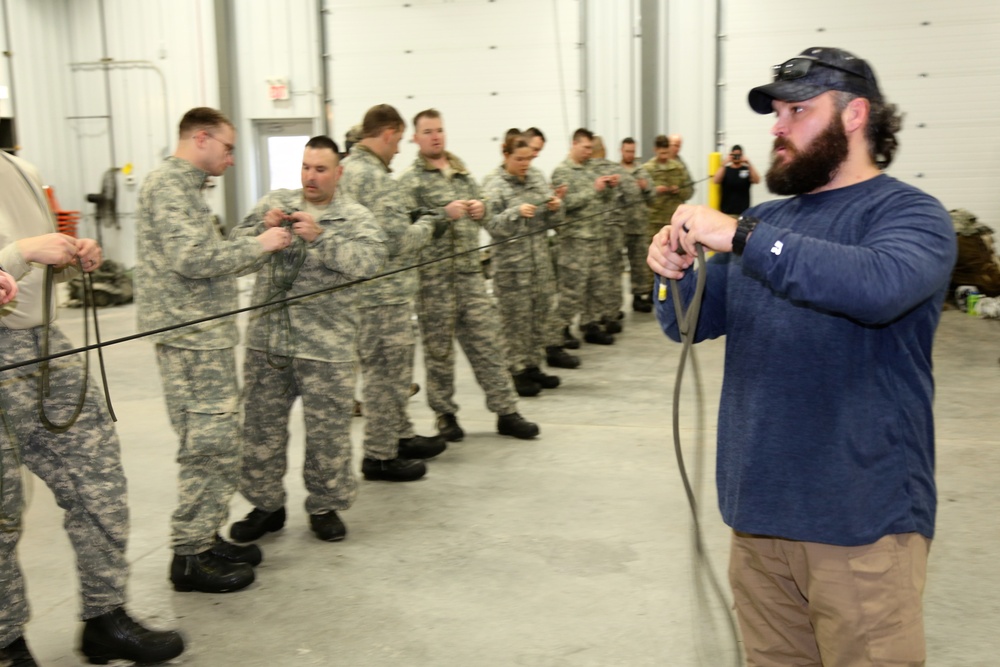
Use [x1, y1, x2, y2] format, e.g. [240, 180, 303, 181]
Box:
[656, 174, 956, 546]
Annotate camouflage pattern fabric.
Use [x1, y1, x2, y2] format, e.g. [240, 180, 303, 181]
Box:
[642, 156, 693, 232]
[551, 158, 611, 240]
[398, 152, 482, 277]
[231, 189, 386, 362]
[551, 157, 612, 328]
[135, 156, 267, 350]
[481, 166, 562, 371]
[1, 327, 127, 644]
[400, 153, 518, 417]
[623, 162, 654, 297]
[154, 345, 240, 555]
[339, 145, 435, 305]
[357, 306, 417, 460]
[556, 236, 608, 328]
[239, 350, 357, 513]
[415, 272, 518, 417]
[591, 158, 642, 318]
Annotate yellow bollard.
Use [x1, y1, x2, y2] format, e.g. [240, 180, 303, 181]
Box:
[708, 152, 721, 210]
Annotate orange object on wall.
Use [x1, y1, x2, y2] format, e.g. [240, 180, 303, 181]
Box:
[43, 185, 80, 238]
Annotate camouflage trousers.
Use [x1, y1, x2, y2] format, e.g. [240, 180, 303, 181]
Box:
[556, 237, 609, 328]
[493, 267, 560, 373]
[155, 345, 240, 556]
[0, 327, 128, 645]
[598, 226, 626, 321]
[625, 232, 654, 296]
[239, 349, 356, 514]
[358, 305, 416, 460]
[416, 271, 517, 418]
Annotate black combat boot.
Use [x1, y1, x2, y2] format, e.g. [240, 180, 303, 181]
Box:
[170, 551, 254, 593]
[0, 637, 37, 666]
[436, 413, 464, 442]
[546, 345, 581, 369]
[80, 607, 185, 665]
[398, 434, 447, 459]
[513, 370, 542, 397]
[361, 457, 426, 482]
[583, 321, 614, 345]
[632, 294, 652, 312]
[602, 316, 623, 334]
[525, 366, 560, 389]
[309, 510, 348, 542]
[497, 412, 540, 439]
[210, 533, 262, 566]
[562, 326, 581, 350]
[229, 506, 286, 543]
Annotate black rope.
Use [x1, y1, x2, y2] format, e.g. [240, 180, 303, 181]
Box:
[0, 181, 711, 375]
[664, 249, 743, 666]
[35, 260, 117, 433]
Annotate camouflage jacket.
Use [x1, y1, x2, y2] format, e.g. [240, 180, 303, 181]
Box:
[135, 156, 268, 349]
[622, 161, 652, 235]
[398, 151, 482, 277]
[642, 157, 694, 226]
[590, 157, 644, 231]
[480, 165, 561, 273]
[551, 158, 611, 240]
[231, 189, 387, 363]
[339, 145, 434, 305]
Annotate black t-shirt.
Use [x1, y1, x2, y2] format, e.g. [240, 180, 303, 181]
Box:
[720, 165, 752, 215]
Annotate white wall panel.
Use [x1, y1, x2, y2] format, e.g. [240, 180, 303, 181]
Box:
[720, 0, 1000, 219]
[324, 0, 581, 181]
[583, 0, 642, 159]
[4, 0, 220, 267]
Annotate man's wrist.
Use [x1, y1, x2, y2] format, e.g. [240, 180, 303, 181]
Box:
[732, 215, 760, 256]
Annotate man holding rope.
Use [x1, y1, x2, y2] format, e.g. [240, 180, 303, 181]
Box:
[1, 152, 184, 665]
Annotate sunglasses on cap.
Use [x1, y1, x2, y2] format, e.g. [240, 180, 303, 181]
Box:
[771, 56, 864, 82]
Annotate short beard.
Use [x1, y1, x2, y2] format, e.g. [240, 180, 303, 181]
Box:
[766, 114, 849, 195]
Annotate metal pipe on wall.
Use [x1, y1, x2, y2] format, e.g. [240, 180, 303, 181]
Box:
[68, 60, 172, 158]
[2, 0, 19, 152]
[97, 0, 117, 169]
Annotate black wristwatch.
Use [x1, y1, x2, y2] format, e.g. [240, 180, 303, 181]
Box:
[732, 215, 760, 256]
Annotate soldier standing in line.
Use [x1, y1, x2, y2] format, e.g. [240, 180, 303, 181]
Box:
[642, 134, 693, 299]
[1, 153, 184, 665]
[552, 128, 616, 346]
[227, 136, 386, 545]
[399, 109, 539, 441]
[620, 137, 654, 312]
[589, 136, 642, 333]
[339, 104, 449, 483]
[482, 132, 577, 396]
[136, 107, 291, 594]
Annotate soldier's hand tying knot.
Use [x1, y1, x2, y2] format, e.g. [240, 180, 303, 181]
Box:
[444, 200, 467, 220]
[466, 199, 485, 221]
[257, 226, 292, 252]
[288, 212, 323, 243]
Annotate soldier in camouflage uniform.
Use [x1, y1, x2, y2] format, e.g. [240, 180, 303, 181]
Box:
[136, 108, 291, 594]
[339, 104, 449, 483]
[227, 137, 386, 545]
[642, 134, 694, 300]
[1, 152, 184, 664]
[620, 137, 655, 312]
[399, 110, 539, 441]
[590, 136, 644, 333]
[481, 133, 578, 397]
[552, 128, 616, 346]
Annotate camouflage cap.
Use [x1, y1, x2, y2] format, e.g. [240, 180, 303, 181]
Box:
[749, 47, 883, 115]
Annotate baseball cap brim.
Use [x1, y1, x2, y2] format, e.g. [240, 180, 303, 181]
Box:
[748, 80, 830, 114]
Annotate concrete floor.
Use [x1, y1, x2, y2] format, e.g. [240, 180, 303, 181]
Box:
[11, 285, 1000, 666]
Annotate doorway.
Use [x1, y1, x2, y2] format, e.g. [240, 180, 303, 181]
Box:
[254, 119, 315, 199]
